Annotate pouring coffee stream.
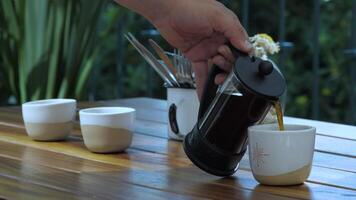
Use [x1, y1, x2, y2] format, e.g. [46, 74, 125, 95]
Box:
[274, 100, 285, 131]
[183, 44, 286, 177]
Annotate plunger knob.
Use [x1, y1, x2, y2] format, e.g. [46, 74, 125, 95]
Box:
[258, 61, 274, 76]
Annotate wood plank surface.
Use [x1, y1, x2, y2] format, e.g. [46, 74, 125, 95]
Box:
[101, 98, 356, 156]
[2, 107, 355, 159]
[0, 125, 355, 199]
[103, 98, 356, 140]
[284, 117, 356, 140]
[0, 133, 353, 200]
[0, 98, 355, 199]
[0, 155, 204, 200]
[0, 135, 288, 200]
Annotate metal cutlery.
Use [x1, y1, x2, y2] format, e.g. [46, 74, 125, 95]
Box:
[125, 33, 180, 87]
[174, 49, 195, 87]
[148, 39, 177, 76]
[125, 32, 195, 88]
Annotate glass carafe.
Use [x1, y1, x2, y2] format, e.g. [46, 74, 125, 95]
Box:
[183, 45, 286, 177]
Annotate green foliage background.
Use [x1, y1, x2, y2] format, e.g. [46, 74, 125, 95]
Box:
[0, 0, 355, 125]
[0, 0, 104, 103]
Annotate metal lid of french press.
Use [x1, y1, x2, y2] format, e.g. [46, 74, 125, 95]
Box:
[232, 52, 286, 99]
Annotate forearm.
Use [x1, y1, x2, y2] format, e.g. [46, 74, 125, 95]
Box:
[114, 0, 175, 22]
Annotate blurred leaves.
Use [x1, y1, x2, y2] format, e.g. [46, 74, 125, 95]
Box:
[0, 0, 104, 104]
[91, 3, 167, 100]
[0, 0, 354, 124]
[229, 0, 353, 124]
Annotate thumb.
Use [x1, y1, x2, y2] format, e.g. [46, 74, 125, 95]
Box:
[212, 9, 252, 53]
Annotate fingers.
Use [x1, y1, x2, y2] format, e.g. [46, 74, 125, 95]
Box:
[193, 60, 229, 99]
[211, 44, 237, 85]
[212, 55, 233, 72]
[184, 33, 226, 61]
[218, 45, 235, 63]
[214, 73, 228, 85]
[212, 44, 236, 71]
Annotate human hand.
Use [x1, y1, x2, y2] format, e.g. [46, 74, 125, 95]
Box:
[149, 0, 251, 99]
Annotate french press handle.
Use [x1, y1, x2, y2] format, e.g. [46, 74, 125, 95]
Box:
[198, 44, 248, 120]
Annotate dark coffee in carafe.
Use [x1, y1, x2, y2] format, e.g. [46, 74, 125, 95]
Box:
[199, 89, 271, 153]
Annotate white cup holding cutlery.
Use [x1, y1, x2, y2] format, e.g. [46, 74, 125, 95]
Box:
[167, 88, 199, 140]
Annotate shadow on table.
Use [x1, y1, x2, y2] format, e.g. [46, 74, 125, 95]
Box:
[253, 182, 312, 199]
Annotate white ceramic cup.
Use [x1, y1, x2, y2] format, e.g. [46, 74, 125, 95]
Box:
[167, 88, 199, 140]
[248, 124, 316, 186]
[22, 99, 76, 141]
[79, 107, 135, 153]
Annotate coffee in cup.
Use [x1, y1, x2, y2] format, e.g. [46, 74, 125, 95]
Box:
[248, 124, 316, 185]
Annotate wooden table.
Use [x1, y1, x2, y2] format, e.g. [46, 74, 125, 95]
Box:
[0, 98, 355, 200]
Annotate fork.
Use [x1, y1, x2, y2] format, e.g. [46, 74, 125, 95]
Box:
[174, 50, 195, 87]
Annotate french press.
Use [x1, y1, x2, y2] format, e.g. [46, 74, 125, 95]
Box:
[183, 44, 286, 177]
